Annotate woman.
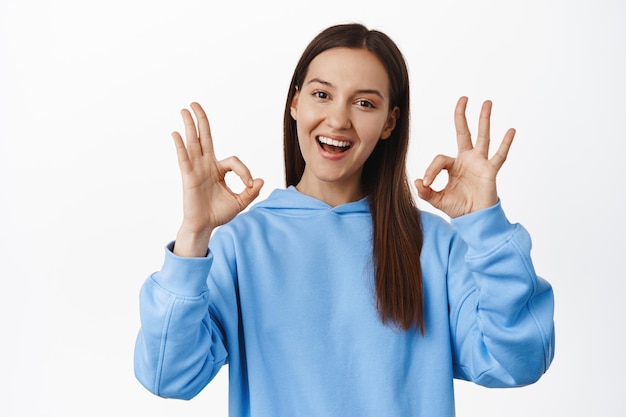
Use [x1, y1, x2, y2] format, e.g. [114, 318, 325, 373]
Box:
[134, 23, 555, 416]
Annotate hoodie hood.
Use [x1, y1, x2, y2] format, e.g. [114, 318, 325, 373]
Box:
[251, 186, 370, 216]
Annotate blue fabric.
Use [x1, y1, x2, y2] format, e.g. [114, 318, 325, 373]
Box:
[134, 186, 555, 416]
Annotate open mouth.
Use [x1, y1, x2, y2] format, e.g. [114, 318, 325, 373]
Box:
[317, 135, 352, 154]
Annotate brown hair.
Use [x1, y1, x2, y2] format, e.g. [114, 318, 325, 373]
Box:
[283, 24, 425, 332]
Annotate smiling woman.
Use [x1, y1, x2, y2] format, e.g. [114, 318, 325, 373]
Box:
[133, 23, 555, 417]
[282, 31, 426, 335]
[290, 47, 399, 205]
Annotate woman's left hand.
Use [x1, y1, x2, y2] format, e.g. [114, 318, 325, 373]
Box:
[415, 96, 516, 218]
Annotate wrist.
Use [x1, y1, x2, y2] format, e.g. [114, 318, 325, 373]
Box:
[173, 224, 214, 257]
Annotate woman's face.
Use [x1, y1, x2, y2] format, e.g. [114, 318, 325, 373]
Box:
[290, 47, 398, 203]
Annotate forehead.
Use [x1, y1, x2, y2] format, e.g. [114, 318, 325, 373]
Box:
[304, 47, 390, 93]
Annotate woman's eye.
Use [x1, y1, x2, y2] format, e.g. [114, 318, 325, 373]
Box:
[313, 91, 328, 99]
[356, 99, 375, 108]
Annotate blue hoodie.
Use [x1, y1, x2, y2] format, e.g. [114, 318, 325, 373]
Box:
[134, 187, 554, 416]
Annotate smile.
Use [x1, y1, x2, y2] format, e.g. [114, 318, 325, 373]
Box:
[317, 135, 352, 153]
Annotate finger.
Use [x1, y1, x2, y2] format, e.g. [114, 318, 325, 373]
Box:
[237, 178, 265, 210]
[414, 178, 443, 208]
[475, 100, 492, 156]
[190, 102, 216, 159]
[181, 108, 203, 157]
[172, 131, 192, 172]
[218, 156, 255, 188]
[422, 154, 455, 187]
[490, 128, 516, 170]
[454, 96, 473, 152]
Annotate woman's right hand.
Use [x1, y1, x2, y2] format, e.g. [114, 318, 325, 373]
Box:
[171, 102, 264, 257]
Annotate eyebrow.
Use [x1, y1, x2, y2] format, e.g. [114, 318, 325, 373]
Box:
[306, 77, 385, 100]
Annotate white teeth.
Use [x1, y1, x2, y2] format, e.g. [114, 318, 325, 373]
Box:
[318, 136, 350, 148]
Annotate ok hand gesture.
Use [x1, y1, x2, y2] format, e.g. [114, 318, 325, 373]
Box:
[415, 97, 515, 218]
[172, 102, 264, 257]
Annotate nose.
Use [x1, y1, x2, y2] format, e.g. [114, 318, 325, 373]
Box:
[325, 102, 352, 130]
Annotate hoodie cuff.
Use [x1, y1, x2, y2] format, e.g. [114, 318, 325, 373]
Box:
[450, 200, 518, 256]
[153, 241, 213, 296]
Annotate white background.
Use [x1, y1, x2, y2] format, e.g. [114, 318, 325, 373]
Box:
[1, 0, 624, 415]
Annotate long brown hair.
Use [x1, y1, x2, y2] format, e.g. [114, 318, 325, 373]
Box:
[283, 24, 424, 333]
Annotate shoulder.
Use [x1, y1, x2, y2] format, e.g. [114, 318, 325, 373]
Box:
[417, 210, 458, 260]
[419, 209, 454, 237]
[210, 188, 295, 241]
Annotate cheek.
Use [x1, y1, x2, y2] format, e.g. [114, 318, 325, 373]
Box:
[295, 108, 321, 139]
[296, 118, 310, 141]
[295, 119, 316, 158]
[357, 117, 390, 143]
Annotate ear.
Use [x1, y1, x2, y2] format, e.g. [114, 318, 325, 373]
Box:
[290, 88, 300, 120]
[380, 106, 399, 140]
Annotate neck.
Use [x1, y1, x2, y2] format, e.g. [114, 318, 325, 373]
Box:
[295, 177, 365, 207]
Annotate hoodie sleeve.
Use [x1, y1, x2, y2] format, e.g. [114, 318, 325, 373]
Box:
[133, 242, 229, 399]
[447, 201, 555, 387]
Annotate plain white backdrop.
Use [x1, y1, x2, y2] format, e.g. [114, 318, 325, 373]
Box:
[1, 0, 624, 415]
